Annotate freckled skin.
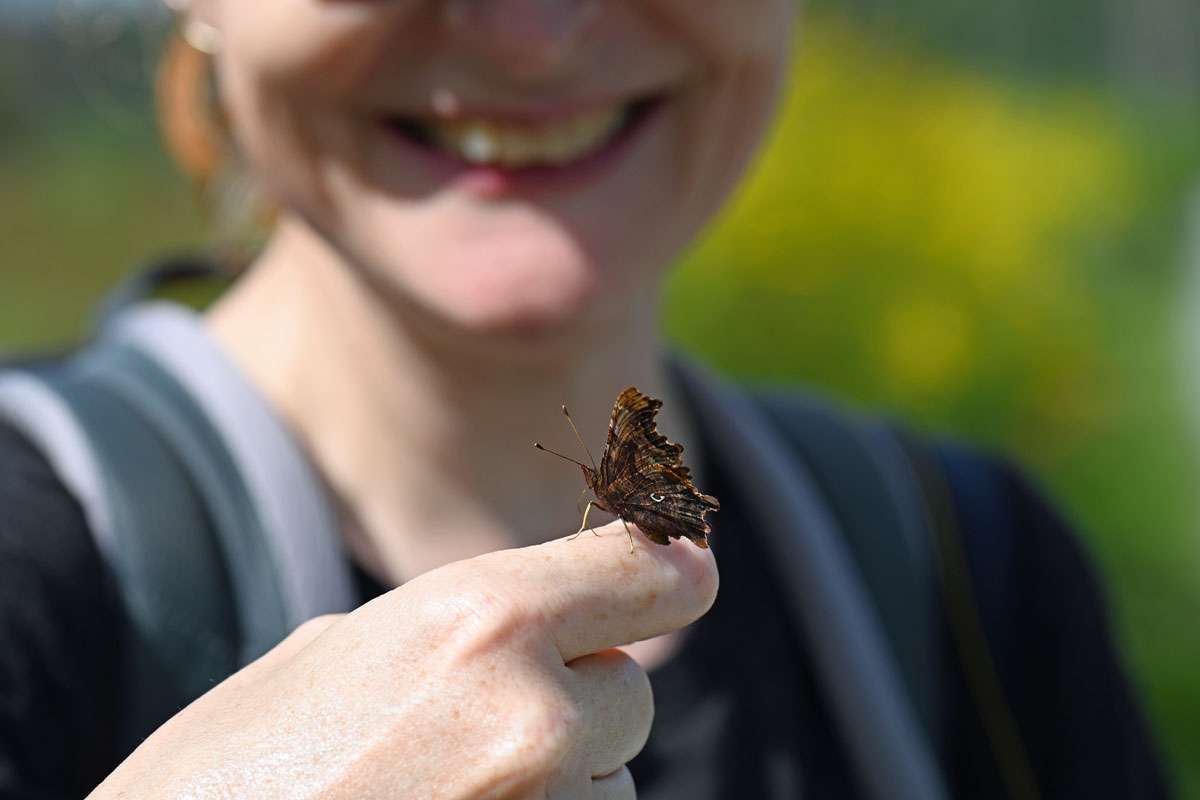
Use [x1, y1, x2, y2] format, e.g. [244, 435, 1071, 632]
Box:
[89, 523, 718, 799]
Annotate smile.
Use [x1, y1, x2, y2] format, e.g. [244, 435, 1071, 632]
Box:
[383, 95, 663, 172]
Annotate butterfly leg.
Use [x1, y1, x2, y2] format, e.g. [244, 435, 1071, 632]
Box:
[576, 487, 592, 515]
[568, 500, 601, 541]
[619, 518, 635, 554]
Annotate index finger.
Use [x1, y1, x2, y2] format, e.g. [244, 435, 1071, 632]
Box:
[488, 520, 720, 662]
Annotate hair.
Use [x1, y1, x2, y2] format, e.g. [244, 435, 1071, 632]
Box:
[155, 29, 270, 260]
[156, 30, 222, 192]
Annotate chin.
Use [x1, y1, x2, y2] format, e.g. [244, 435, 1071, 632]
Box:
[333, 195, 647, 349]
[371, 235, 620, 351]
[438, 266, 603, 343]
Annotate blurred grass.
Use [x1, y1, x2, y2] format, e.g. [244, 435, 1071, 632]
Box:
[1, 13, 1198, 796]
[0, 122, 205, 352]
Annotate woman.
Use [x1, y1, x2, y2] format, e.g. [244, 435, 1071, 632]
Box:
[0, 1, 1170, 797]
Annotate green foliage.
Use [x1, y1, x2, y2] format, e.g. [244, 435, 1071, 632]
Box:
[665, 19, 1200, 794]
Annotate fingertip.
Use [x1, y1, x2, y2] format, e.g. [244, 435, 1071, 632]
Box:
[585, 519, 719, 607]
[532, 519, 721, 659]
[602, 521, 718, 625]
[652, 532, 719, 618]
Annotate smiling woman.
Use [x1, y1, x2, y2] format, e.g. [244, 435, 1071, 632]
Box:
[188, 0, 790, 346]
[0, 1, 1174, 799]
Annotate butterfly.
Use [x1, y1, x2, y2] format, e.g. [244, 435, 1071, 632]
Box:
[535, 386, 720, 552]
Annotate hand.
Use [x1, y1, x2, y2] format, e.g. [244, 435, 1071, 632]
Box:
[88, 520, 718, 799]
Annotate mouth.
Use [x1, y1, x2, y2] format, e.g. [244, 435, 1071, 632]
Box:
[380, 94, 665, 184]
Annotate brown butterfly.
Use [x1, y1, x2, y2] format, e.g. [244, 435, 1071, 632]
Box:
[535, 386, 720, 552]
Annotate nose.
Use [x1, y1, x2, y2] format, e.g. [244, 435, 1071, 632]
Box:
[441, 0, 600, 77]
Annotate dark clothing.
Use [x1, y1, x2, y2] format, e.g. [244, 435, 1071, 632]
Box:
[0, 413, 1171, 798]
[0, 422, 120, 800]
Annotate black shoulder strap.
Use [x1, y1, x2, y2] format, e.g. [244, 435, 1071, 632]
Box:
[674, 359, 949, 800]
[755, 390, 1041, 798]
[897, 433, 1042, 800]
[752, 391, 941, 743]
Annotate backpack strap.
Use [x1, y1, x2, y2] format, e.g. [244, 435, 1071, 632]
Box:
[672, 357, 949, 800]
[749, 384, 1040, 798]
[751, 391, 941, 743]
[0, 358, 241, 753]
[897, 433, 1042, 800]
[103, 303, 357, 633]
[0, 292, 356, 751]
[74, 340, 294, 663]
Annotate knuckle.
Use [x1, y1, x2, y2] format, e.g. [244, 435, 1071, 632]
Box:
[476, 685, 581, 786]
[577, 649, 654, 764]
[594, 648, 653, 703]
[411, 568, 543, 661]
[405, 580, 542, 666]
[609, 653, 654, 758]
[594, 766, 637, 800]
[625, 658, 653, 710]
[512, 689, 583, 769]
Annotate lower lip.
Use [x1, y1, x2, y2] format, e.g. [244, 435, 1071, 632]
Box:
[378, 98, 666, 198]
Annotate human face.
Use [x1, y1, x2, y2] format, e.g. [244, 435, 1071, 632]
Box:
[201, 0, 796, 340]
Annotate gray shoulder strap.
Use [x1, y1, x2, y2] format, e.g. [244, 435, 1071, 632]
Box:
[0, 303, 359, 752]
[672, 358, 948, 800]
[104, 303, 357, 629]
[0, 302, 356, 635]
[1, 351, 246, 749]
[0, 371, 119, 562]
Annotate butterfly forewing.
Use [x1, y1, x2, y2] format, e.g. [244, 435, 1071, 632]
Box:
[598, 388, 680, 486]
[589, 387, 720, 548]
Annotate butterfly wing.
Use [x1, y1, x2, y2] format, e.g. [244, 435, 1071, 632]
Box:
[614, 464, 720, 547]
[598, 387, 682, 487]
[598, 387, 720, 547]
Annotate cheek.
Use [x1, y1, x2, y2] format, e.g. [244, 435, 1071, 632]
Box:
[211, 3, 421, 214]
[214, 1, 416, 93]
[649, 0, 795, 64]
[217, 49, 376, 241]
[217, 62, 322, 215]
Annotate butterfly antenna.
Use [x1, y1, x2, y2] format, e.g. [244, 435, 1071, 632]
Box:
[561, 405, 599, 473]
[533, 442, 591, 470]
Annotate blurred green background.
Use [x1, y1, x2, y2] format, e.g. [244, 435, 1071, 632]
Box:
[2, 0, 1199, 793]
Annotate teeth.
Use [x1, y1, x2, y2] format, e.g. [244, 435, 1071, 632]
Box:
[425, 106, 626, 168]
